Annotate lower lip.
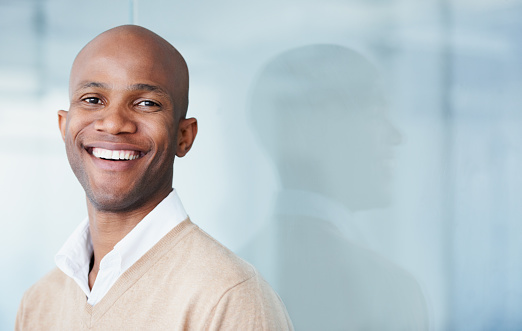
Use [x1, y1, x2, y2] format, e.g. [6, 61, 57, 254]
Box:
[88, 152, 142, 171]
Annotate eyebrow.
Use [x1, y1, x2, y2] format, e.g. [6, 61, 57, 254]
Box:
[76, 81, 171, 99]
[78, 81, 110, 90]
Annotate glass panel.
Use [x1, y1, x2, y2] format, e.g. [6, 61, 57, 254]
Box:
[2, 0, 521, 329]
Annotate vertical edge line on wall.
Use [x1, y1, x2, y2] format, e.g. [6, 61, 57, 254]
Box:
[129, 0, 138, 24]
[439, 0, 455, 329]
[34, 0, 47, 99]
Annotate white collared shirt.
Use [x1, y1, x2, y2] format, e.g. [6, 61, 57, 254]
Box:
[55, 189, 188, 306]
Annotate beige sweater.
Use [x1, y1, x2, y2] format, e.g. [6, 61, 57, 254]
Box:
[16, 219, 294, 330]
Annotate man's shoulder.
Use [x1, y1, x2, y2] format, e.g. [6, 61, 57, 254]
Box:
[26, 268, 68, 292]
[17, 267, 75, 325]
[132, 221, 293, 324]
[155, 224, 293, 330]
[23, 268, 70, 299]
[164, 223, 258, 287]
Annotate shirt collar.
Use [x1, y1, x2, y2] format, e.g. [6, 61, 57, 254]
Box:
[55, 189, 187, 298]
[114, 189, 187, 271]
[54, 217, 92, 295]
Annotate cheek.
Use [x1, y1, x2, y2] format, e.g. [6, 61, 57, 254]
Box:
[145, 117, 177, 151]
[148, 128, 177, 175]
[64, 120, 81, 150]
[65, 112, 92, 142]
[64, 122, 84, 163]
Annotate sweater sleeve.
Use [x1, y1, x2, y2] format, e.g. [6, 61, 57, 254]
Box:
[205, 273, 294, 331]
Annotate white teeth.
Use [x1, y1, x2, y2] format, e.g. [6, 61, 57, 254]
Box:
[103, 149, 112, 159]
[92, 147, 140, 161]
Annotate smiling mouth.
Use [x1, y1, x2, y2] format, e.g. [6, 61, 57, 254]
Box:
[88, 147, 143, 161]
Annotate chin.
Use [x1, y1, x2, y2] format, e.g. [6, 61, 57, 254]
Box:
[86, 189, 145, 213]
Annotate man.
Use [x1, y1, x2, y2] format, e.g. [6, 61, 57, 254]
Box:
[15, 25, 293, 330]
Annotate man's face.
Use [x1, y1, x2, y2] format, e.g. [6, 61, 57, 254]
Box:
[59, 32, 190, 212]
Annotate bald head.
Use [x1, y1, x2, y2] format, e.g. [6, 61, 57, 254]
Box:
[70, 25, 189, 118]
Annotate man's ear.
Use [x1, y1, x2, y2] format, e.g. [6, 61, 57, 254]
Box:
[58, 110, 68, 142]
[176, 117, 198, 157]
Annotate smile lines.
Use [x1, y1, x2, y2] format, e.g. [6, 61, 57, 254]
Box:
[91, 147, 141, 161]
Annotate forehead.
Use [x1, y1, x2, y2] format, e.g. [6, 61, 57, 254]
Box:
[70, 34, 177, 95]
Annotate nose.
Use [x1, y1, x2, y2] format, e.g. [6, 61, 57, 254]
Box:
[94, 103, 137, 135]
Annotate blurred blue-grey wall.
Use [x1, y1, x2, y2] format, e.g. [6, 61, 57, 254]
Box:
[1, 0, 521, 330]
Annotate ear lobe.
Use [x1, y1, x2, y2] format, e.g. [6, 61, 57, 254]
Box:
[176, 117, 198, 157]
[58, 110, 68, 142]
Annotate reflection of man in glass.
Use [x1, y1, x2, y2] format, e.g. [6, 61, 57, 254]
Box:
[242, 45, 429, 330]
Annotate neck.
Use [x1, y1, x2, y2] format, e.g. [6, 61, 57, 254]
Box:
[86, 188, 172, 289]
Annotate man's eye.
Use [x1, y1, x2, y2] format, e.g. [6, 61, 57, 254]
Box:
[137, 100, 159, 107]
[83, 97, 102, 104]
